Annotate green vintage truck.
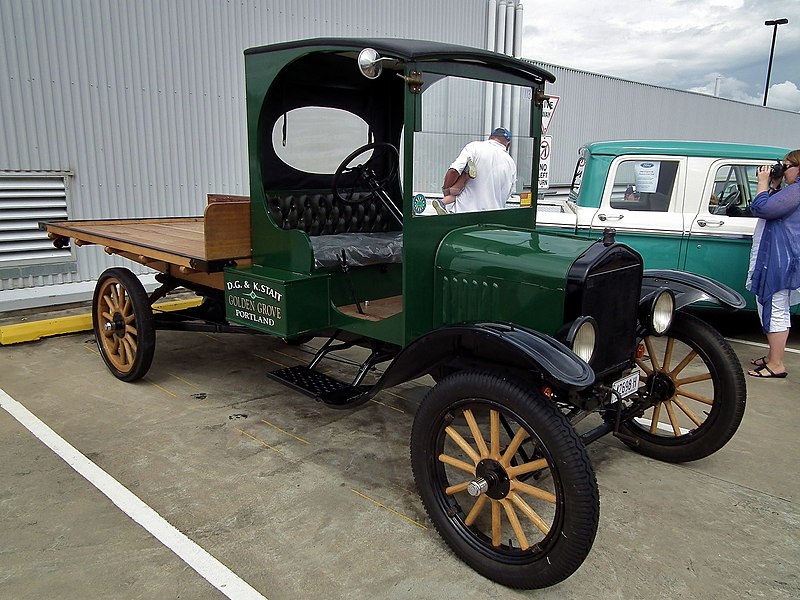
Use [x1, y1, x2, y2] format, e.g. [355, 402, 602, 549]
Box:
[45, 39, 747, 589]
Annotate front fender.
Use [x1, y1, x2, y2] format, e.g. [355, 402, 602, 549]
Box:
[642, 269, 746, 311]
[367, 322, 595, 400]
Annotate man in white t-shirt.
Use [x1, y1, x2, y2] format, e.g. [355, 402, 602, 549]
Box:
[433, 127, 516, 214]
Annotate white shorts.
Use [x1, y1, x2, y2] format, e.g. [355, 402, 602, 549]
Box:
[757, 289, 791, 333]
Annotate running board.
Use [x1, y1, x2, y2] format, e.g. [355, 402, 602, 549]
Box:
[268, 366, 371, 409]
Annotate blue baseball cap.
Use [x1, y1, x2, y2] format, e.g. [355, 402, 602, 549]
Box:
[491, 127, 512, 142]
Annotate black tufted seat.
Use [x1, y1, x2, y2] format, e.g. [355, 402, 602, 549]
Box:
[268, 191, 402, 268]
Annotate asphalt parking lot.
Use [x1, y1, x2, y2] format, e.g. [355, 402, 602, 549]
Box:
[1, 309, 798, 599]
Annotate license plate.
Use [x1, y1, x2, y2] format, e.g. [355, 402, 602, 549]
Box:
[612, 371, 640, 398]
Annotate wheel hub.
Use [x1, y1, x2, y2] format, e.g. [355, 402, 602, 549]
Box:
[468, 459, 510, 500]
[647, 370, 676, 401]
[104, 312, 126, 338]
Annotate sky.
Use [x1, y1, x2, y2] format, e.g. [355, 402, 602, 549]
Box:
[521, 0, 800, 112]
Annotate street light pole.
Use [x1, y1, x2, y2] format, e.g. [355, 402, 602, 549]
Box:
[763, 18, 788, 107]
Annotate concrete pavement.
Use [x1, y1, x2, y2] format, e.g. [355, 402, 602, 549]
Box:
[0, 309, 798, 599]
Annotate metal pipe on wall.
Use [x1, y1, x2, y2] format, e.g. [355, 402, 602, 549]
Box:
[510, 2, 523, 174]
[492, 0, 507, 128]
[501, 1, 514, 125]
[484, 0, 497, 135]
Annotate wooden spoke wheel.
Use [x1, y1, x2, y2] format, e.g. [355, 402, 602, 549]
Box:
[411, 371, 599, 589]
[619, 312, 746, 463]
[92, 268, 155, 382]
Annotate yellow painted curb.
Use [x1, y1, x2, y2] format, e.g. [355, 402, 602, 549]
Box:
[0, 298, 202, 345]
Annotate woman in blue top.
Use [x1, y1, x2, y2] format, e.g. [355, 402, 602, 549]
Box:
[746, 150, 800, 378]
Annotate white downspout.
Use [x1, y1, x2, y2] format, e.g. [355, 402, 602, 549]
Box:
[484, 0, 497, 136]
[492, 0, 507, 128]
[502, 1, 514, 126]
[510, 2, 523, 180]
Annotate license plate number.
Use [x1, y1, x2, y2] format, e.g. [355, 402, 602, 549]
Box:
[612, 371, 640, 398]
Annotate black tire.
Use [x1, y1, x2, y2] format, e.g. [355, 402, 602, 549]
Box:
[618, 312, 746, 462]
[410, 371, 599, 589]
[92, 268, 156, 382]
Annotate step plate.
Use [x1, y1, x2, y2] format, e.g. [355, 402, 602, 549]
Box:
[268, 366, 370, 408]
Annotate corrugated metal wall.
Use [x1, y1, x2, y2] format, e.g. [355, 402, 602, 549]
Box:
[0, 0, 487, 297]
[531, 61, 800, 186]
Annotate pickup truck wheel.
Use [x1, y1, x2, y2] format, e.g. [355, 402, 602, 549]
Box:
[411, 371, 598, 589]
[92, 268, 155, 382]
[620, 312, 746, 462]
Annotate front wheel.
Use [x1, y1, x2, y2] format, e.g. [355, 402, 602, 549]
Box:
[92, 268, 155, 381]
[411, 371, 599, 589]
[618, 312, 746, 462]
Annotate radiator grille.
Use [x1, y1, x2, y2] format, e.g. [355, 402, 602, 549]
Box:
[567, 244, 642, 376]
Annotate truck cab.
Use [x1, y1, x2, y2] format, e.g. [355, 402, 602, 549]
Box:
[226, 39, 563, 348]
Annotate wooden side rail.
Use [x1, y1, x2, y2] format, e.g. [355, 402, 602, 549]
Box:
[204, 194, 251, 260]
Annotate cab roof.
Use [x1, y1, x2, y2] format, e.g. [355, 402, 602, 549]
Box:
[585, 140, 789, 160]
[245, 37, 555, 85]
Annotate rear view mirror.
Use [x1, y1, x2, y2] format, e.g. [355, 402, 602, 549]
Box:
[357, 48, 383, 79]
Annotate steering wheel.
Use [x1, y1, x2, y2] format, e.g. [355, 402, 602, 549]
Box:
[711, 188, 741, 215]
[332, 142, 399, 204]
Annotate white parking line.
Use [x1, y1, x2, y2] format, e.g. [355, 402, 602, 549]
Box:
[0, 388, 267, 600]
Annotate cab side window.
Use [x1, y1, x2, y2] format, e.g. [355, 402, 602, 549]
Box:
[709, 164, 756, 217]
[610, 160, 678, 211]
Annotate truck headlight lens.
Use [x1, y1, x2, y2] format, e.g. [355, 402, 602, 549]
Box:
[566, 316, 597, 363]
[648, 289, 675, 335]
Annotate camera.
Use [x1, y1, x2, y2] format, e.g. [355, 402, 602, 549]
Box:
[769, 161, 785, 179]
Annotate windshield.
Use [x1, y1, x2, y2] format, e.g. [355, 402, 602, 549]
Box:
[411, 75, 536, 217]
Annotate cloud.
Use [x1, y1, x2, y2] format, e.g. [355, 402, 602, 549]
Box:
[766, 81, 800, 112]
[688, 74, 763, 105]
[690, 76, 800, 112]
[520, 0, 799, 108]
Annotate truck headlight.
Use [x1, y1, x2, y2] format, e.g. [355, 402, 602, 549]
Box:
[565, 316, 597, 363]
[642, 288, 674, 336]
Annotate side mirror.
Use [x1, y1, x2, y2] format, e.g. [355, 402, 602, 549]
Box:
[357, 48, 383, 79]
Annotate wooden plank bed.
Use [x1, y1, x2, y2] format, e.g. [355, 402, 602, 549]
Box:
[46, 195, 252, 274]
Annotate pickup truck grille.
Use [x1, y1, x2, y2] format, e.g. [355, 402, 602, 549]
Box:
[565, 242, 643, 377]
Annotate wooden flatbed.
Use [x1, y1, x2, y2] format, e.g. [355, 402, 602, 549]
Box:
[45, 195, 252, 289]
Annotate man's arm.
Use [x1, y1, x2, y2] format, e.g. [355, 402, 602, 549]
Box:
[442, 168, 461, 191]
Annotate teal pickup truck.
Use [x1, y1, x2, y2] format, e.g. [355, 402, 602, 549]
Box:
[536, 140, 793, 311]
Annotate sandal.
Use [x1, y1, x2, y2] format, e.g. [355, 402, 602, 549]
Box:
[747, 364, 788, 378]
[751, 356, 767, 367]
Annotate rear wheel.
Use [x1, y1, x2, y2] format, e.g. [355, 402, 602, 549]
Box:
[411, 371, 598, 589]
[619, 312, 746, 462]
[92, 268, 155, 382]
